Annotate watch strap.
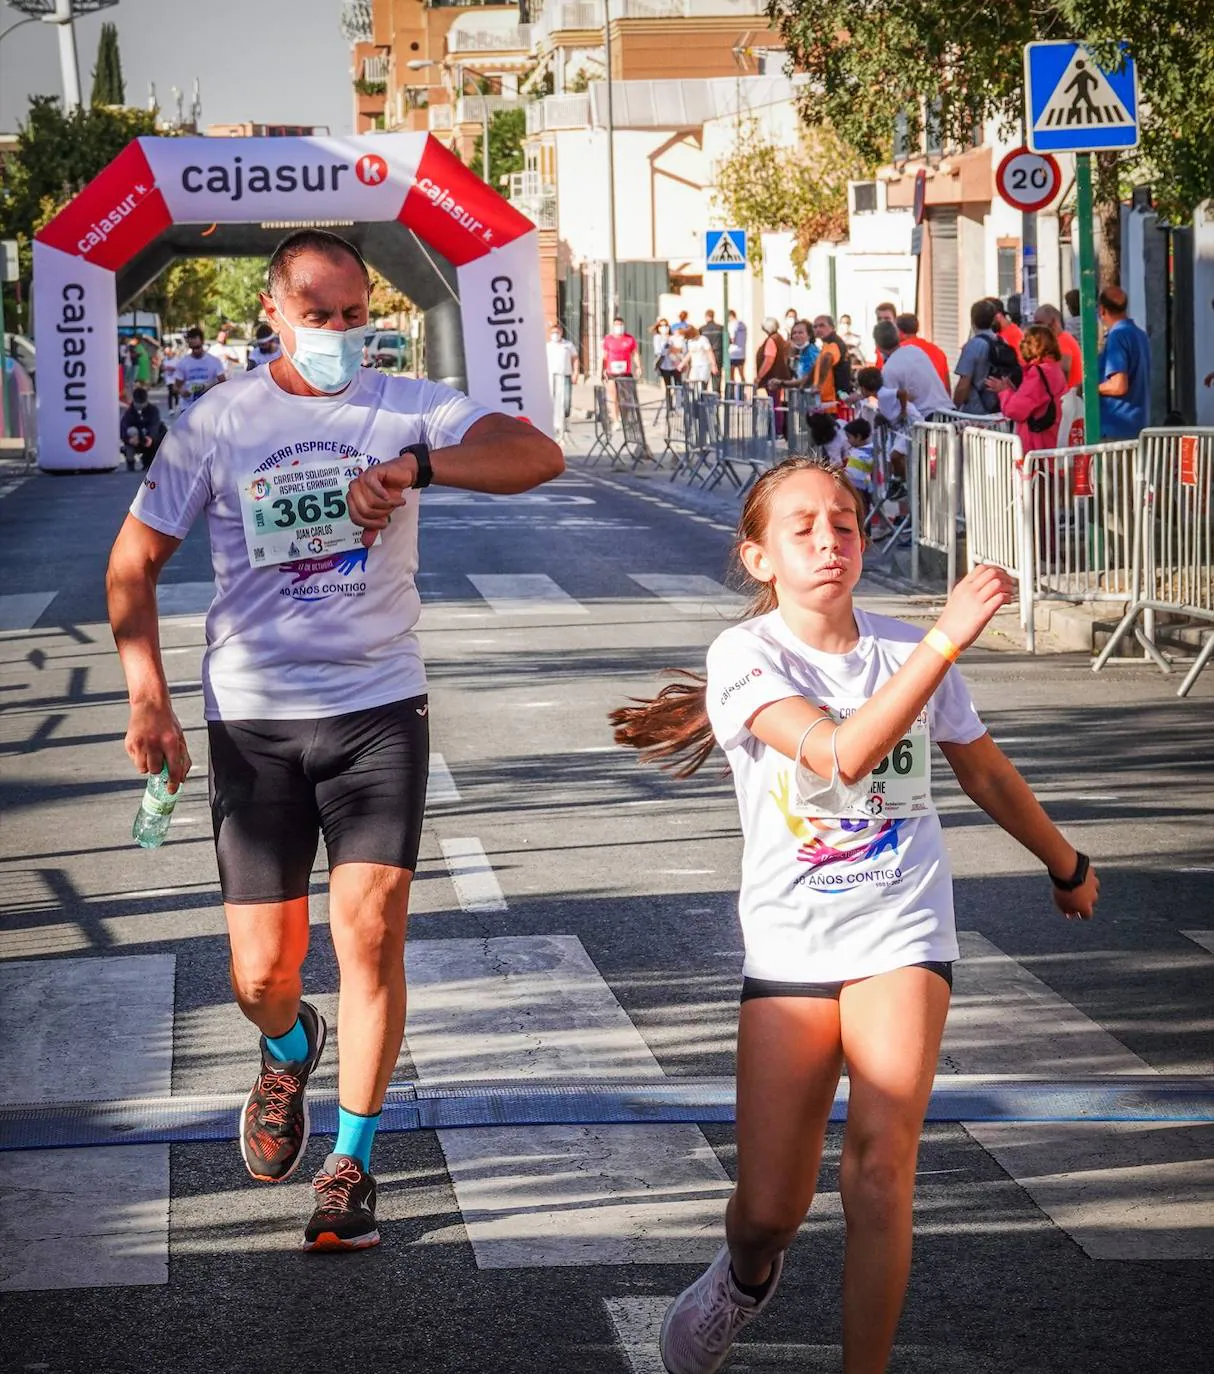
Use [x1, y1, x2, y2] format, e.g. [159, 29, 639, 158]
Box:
[1048, 851, 1089, 891]
[402, 442, 432, 489]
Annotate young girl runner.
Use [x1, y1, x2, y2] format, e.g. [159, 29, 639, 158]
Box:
[610, 457, 1099, 1374]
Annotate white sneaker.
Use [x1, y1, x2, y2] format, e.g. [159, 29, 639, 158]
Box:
[659, 1244, 783, 1374]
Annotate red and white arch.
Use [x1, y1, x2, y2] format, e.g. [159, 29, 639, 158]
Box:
[33, 133, 546, 469]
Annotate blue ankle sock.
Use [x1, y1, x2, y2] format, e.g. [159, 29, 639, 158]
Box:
[335, 1107, 381, 1170]
[264, 1016, 309, 1063]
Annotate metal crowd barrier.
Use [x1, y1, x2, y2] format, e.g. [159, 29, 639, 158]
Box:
[698, 395, 776, 492]
[614, 377, 656, 469]
[909, 422, 960, 587]
[586, 384, 620, 466]
[962, 426, 1023, 576]
[863, 417, 912, 557]
[1093, 428, 1214, 697]
[1019, 439, 1140, 653]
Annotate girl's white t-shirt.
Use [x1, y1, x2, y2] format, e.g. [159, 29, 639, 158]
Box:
[686, 335, 716, 382]
[705, 608, 986, 982]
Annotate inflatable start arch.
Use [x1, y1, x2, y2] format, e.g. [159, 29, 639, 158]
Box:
[33, 133, 548, 470]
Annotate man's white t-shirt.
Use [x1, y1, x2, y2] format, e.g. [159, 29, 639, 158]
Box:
[247, 345, 282, 369]
[175, 351, 226, 408]
[131, 365, 487, 722]
[881, 343, 952, 415]
[705, 608, 986, 982]
[546, 338, 578, 377]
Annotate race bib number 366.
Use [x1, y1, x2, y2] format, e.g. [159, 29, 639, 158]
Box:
[240, 461, 370, 567]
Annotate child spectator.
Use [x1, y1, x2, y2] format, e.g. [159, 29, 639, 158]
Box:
[807, 410, 847, 468]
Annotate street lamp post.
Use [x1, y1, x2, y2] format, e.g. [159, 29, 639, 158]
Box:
[406, 56, 489, 186]
[602, 0, 619, 322]
[7, 1, 120, 113]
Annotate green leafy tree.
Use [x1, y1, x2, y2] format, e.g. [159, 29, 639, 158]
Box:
[0, 95, 158, 330]
[469, 107, 527, 186]
[90, 22, 126, 107]
[210, 257, 270, 334]
[131, 259, 221, 331]
[712, 120, 867, 279]
[769, 0, 1214, 235]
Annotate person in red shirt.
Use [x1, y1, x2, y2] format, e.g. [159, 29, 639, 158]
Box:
[895, 313, 950, 389]
[601, 316, 640, 419]
[872, 300, 898, 367]
[988, 298, 1023, 354]
[1032, 303, 1082, 393]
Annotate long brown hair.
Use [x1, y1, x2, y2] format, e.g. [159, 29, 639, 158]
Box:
[609, 459, 865, 776]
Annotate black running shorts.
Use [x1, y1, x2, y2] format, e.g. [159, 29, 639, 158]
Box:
[741, 960, 954, 1002]
[208, 695, 430, 905]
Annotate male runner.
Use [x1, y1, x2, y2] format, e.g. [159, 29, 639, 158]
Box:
[107, 229, 563, 1251]
[173, 327, 226, 409]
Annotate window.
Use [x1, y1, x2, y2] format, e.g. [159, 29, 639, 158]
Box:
[893, 112, 909, 167]
[852, 182, 878, 214]
[925, 98, 943, 160]
[997, 242, 1020, 299]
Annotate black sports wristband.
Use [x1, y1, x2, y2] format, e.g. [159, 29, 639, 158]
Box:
[1048, 851, 1090, 892]
[401, 442, 432, 489]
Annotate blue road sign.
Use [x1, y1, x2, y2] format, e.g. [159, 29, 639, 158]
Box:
[705, 228, 746, 272]
[1025, 42, 1139, 153]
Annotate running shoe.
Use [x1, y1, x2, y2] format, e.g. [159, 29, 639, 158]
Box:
[239, 1000, 326, 1183]
[659, 1245, 783, 1374]
[303, 1153, 380, 1252]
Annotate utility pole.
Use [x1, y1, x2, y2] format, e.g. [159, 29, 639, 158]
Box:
[603, 0, 619, 322]
[50, 0, 82, 111]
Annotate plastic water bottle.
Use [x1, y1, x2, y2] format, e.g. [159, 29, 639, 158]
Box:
[132, 763, 179, 849]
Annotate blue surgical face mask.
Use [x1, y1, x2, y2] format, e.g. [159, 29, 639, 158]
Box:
[279, 309, 365, 392]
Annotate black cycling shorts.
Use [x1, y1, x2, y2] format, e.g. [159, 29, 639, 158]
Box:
[208, 695, 430, 905]
[741, 960, 953, 1003]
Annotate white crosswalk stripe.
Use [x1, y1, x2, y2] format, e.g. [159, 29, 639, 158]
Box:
[426, 751, 462, 806]
[404, 935, 731, 1268]
[0, 591, 56, 633]
[0, 955, 175, 1291]
[466, 573, 589, 615]
[1181, 930, 1214, 956]
[440, 837, 508, 912]
[628, 573, 744, 616]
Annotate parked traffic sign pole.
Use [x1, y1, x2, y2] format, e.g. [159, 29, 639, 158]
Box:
[1075, 153, 1101, 444]
[721, 271, 729, 395]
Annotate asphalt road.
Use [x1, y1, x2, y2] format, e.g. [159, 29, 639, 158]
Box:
[0, 433, 1211, 1374]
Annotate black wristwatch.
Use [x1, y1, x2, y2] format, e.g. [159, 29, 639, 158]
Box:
[400, 442, 432, 489]
[1048, 851, 1090, 891]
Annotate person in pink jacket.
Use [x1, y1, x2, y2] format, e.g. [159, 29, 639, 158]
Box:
[984, 325, 1066, 453]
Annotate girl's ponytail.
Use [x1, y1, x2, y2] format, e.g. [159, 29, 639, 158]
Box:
[609, 670, 715, 777]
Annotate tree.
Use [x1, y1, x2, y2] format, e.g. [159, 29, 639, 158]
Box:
[130, 259, 221, 331]
[712, 119, 867, 279]
[211, 257, 270, 333]
[769, 0, 1214, 235]
[369, 266, 413, 323]
[0, 95, 158, 330]
[469, 107, 527, 186]
[90, 22, 126, 107]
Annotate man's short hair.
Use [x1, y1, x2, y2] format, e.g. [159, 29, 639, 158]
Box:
[815, 313, 835, 329]
[873, 320, 899, 353]
[895, 313, 919, 337]
[254, 322, 275, 341]
[857, 366, 884, 394]
[987, 297, 1006, 315]
[704, 309, 715, 321]
[266, 229, 370, 300]
[971, 299, 997, 331]
[612, 315, 625, 325]
[875, 301, 897, 317]
[132, 386, 148, 404]
[1064, 288, 1081, 316]
[185, 326, 204, 342]
[1034, 304, 1064, 331]
[1098, 285, 1128, 314]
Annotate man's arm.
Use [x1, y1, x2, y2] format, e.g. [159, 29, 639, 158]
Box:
[1098, 372, 1129, 397]
[106, 516, 192, 790]
[346, 412, 565, 540]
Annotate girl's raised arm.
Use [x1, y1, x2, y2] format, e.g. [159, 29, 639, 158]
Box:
[748, 564, 1016, 785]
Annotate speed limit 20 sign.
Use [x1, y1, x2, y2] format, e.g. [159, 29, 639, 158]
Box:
[996, 147, 1062, 212]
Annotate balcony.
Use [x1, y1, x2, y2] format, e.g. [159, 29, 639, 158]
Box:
[509, 172, 558, 228]
[525, 93, 591, 134]
[534, 0, 769, 44]
[455, 94, 527, 124]
[447, 23, 533, 53]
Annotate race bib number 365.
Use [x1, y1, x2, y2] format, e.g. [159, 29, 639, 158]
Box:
[240, 461, 370, 567]
[825, 701, 932, 820]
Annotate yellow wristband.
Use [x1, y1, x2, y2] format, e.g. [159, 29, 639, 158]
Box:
[925, 628, 961, 663]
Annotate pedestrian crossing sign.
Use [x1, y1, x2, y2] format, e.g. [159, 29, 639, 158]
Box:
[1025, 41, 1139, 153]
[705, 228, 747, 272]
